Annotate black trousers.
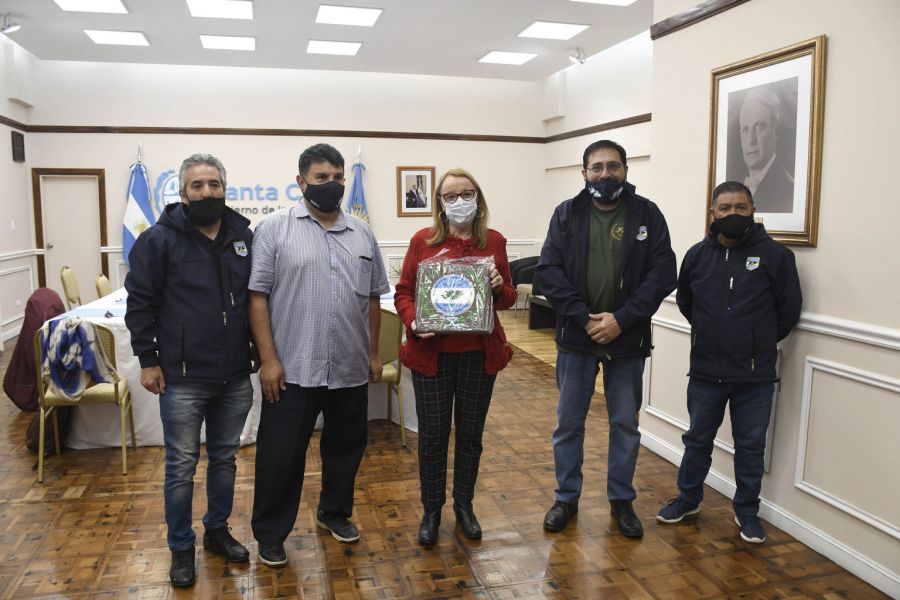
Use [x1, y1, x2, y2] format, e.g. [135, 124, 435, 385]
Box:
[412, 351, 496, 512]
[251, 382, 368, 544]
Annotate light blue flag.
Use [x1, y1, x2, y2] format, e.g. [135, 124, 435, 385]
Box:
[345, 161, 369, 224]
[122, 161, 154, 267]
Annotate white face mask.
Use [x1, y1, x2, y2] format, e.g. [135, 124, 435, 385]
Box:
[443, 196, 478, 225]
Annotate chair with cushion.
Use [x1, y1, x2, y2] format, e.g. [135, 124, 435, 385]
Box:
[95, 273, 112, 298]
[509, 256, 539, 287]
[378, 308, 406, 447]
[59, 266, 81, 310]
[33, 322, 135, 482]
[515, 264, 538, 318]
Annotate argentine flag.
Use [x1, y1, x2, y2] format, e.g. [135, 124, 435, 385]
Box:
[122, 161, 154, 267]
[345, 161, 369, 224]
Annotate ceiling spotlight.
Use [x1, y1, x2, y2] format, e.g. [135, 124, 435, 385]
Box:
[569, 47, 586, 65]
[1, 13, 21, 34]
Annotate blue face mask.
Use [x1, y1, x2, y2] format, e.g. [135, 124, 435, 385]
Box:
[585, 179, 625, 205]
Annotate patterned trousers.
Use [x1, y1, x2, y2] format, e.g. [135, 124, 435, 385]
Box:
[412, 351, 496, 511]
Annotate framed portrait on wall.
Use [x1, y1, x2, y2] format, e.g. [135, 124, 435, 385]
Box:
[707, 35, 826, 246]
[397, 166, 435, 217]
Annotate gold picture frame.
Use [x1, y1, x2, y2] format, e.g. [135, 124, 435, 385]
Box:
[396, 166, 435, 217]
[707, 35, 826, 246]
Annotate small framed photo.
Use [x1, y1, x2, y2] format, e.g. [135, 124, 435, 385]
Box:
[707, 35, 826, 246]
[397, 166, 435, 217]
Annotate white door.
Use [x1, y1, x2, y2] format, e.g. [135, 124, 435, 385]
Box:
[41, 175, 103, 305]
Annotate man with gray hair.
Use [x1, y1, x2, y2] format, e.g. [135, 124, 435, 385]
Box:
[125, 153, 256, 588]
[738, 86, 794, 213]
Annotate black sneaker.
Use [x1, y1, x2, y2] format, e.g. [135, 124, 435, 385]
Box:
[203, 527, 250, 562]
[543, 500, 578, 532]
[169, 549, 195, 587]
[258, 541, 287, 567]
[316, 508, 360, 543]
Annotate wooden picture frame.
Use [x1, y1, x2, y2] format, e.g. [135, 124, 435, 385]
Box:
[707, 35, 827, 246]
[397, 166, 435, 217]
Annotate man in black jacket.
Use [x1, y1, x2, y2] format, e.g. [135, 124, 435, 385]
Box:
[656, 181, 801, 544]
[125, 154, 255, 587]
[537, 140, 676, 538]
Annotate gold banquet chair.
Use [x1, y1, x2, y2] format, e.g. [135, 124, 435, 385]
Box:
[33, 323, 136, 482]
[95, 273, 112, 298]
[59, 266, 82, 309]
[379, 308, 406, 447]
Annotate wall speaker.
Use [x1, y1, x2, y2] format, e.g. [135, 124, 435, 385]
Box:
[11, 131, 25, 162]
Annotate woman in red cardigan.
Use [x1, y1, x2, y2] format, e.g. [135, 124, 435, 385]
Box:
[394, 167, 517, 546]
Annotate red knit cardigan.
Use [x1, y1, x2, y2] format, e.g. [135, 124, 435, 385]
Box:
[394, 228, 517, 376]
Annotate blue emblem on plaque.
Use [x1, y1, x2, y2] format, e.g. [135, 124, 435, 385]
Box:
[431, 274, 476, 317]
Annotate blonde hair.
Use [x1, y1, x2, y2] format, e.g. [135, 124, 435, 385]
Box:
[426, 167, 490, 249]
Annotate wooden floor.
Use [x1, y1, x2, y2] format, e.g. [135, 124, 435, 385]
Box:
[0, 311, 887, 599]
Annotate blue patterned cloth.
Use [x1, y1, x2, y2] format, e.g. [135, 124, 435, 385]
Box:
[41, 317, 116, 400]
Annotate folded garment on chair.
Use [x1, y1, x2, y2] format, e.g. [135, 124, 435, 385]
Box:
[41, 317, 116, 401]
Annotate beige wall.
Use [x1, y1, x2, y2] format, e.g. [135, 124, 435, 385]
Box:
[644, 0, 900, 594]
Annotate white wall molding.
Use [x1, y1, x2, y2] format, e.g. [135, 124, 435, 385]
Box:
[640, 429, 900, 597]
[659, 295, 900, 351]
[0, 249, 40, 262]
[101, 245, 123, 253]
[0, 264, 35, 337]
[113, 260, 128, 289]
[645, 316, 735, 454]
[797, 314, 900, 352]
[796, 357, 900, 541]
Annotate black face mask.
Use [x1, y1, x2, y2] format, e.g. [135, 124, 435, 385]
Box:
[715, 213, 754, 239]
[186, 196, 226, 226]
[304, 180, 345, 213]
[585, 178, 625, 205]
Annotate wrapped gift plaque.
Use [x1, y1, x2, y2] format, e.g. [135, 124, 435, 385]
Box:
[415, 256, 494, 334]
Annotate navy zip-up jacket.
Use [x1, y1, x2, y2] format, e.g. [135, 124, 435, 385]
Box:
[677, 222, 802, 383]
[125, 202, 254, 384]
[537, 183, 677, 358]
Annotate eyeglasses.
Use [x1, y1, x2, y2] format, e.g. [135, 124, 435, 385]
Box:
[586, 161, 624, 174]
[440, 190, 477, 203]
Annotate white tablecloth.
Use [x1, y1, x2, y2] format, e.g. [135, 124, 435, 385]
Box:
[59, 289, 417, 450]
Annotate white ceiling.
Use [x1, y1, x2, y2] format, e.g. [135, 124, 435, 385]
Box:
[0, 0, 652, 80]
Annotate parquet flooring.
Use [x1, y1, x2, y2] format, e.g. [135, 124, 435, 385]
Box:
[0, 312, 888, 599]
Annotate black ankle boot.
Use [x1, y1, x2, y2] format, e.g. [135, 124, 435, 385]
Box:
[418, 510, 441, 546]
[453, 504, 482, 540]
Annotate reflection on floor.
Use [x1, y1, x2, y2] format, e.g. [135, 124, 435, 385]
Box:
[0, 315, 887, 599]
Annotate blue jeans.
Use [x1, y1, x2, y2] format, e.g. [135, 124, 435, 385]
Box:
[676, 377, 774, 516]
[552, 350, 645, 503]
[159, 377, 253, 551]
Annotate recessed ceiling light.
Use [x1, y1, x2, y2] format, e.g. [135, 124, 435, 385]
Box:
[53, 0, 128, 14]
[84, 29, 149, 46]
[478, 51, 538, 66]
[186, 0, 253, 20]
[570, 0, 638, 5]
[200, 34, 255, 50]
[316, 5, 382, 27]
[307, 40, 361, 56]
[519, 21, 589, 40]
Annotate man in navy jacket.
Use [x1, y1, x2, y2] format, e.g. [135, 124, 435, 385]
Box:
[656, 181, 801, 544]
[537, 140, 676, 538]
[125, 154, 255, 587]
